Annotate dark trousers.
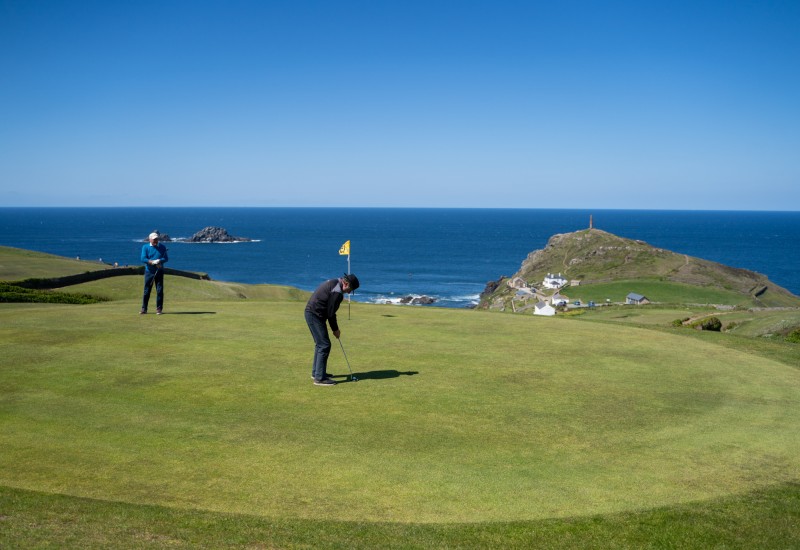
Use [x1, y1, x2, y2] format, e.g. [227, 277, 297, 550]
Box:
[142, 269, 164, 311]
[305, 309, 331, 380]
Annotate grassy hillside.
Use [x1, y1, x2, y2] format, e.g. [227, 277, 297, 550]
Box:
[483, 229, 800, 309]
[2, 248, 800, 547]
[0, 245, 307, 304]
[0, 246, 110, 280]
[560, 279, 749, 307]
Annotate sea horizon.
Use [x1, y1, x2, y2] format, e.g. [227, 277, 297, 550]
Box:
[4, 206, 799, 213]
[1, 207, 798, 306]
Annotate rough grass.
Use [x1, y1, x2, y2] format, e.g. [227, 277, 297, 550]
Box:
[3, 482, 800, 549]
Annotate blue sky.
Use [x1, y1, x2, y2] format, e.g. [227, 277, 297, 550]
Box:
[1, 0, 798, 209]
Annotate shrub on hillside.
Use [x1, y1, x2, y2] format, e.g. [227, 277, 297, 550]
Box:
[700, 317, 722, 331]
[786, 328, 800, 344]
[688, 316, 722, 331]
[0, 283, 107, 304]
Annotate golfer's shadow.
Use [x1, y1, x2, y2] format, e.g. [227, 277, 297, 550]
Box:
[333, 370, 418, 382]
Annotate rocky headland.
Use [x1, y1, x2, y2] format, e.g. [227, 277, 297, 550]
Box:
[479, 228, 800, 310]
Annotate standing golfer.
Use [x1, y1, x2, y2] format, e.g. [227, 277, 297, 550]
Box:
[305, 273, 360, 386]
[140, 232, 169, 314]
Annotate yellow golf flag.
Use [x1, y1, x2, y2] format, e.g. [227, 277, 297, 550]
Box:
[339, 240, 350, 255]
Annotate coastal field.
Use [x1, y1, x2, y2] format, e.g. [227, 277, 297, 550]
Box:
[2, 247, 800, 548]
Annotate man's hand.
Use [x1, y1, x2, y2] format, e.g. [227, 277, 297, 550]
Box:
[333, 330, 341, 339]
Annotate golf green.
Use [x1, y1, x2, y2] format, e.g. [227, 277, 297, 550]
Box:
[1, 299, 799, 524]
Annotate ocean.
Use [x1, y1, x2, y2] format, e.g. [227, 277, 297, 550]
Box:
[1, 208, 798, 307]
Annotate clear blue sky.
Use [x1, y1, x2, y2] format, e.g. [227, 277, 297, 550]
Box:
[1, 0, 798, 209]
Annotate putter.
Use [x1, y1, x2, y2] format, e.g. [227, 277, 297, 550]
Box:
[338, 338, 357, 381]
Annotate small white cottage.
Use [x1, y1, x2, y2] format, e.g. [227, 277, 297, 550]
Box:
[534, 301, 556, 316]
[543, 273, 567, 289]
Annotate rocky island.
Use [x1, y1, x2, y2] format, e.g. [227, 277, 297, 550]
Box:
[142, 231, 172, 242]
[186, 227, 253, 243]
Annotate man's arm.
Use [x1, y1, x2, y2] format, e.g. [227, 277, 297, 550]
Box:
[327, 293, 344, 333]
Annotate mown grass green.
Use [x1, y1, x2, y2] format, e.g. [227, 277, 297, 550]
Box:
[3, 300, 800, 520]
[2, 248, 800, 547]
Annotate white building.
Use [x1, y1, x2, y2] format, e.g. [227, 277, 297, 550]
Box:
[534, 301, 556, 316]
[543, 273, 567, 289]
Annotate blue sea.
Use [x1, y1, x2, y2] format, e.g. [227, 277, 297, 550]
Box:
[1, 208, 798, 307]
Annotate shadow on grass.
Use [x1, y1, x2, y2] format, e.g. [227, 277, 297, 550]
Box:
[162, 311, 217, 315]
[332, 369, 418, 382]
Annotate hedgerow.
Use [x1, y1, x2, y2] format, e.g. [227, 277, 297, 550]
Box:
[0, 283, 108, 304]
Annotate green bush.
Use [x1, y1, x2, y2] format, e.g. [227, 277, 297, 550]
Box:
[700, 317, 722, 332]
[688, 316, 722, 332]
[786, 328, 800, 344]
[0, 283, 107, 304]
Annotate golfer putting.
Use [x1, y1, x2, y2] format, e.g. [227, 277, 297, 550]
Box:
[304, 273, 360, 386]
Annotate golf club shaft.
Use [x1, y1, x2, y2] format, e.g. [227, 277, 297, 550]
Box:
[338, 338, 354, 378]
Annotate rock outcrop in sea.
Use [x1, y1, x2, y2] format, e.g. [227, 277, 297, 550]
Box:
[187, 227, 253, 243]
[398, 295, 436, 305]
[142, 231, 172, 242]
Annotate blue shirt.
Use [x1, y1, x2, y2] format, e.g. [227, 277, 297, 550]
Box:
[141, 242, 169, 273]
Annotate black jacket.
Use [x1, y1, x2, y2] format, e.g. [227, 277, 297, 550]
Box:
[305, 278, 344, 331]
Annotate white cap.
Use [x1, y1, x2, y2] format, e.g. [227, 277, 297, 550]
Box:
[148, 232, 159, 241]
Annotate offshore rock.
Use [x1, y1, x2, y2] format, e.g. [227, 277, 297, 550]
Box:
[187, 226, 252, 243]
[142, 231, 172, 242]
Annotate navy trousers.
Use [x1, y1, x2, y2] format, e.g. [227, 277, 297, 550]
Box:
[305, 309, 331, 380]
[142, 269, 164, 311]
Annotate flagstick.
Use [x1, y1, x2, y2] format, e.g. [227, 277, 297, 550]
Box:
[347, 252, 351, 320]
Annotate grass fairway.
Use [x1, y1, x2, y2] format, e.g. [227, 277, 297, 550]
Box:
[3, 288, 800, 542]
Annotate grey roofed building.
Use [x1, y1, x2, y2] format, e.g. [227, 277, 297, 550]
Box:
[626, 292, 650, 305]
